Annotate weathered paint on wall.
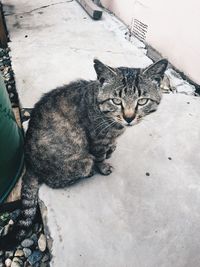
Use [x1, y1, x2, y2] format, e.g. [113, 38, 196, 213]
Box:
[101, 0, 200, 84]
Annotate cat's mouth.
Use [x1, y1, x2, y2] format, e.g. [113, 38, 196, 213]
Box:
[116, 115, 143, 127]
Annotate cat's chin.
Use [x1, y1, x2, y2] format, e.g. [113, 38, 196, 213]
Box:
[115, 123, 125, 130]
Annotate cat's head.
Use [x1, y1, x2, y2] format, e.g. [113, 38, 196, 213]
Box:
[94, 59, 168, 127]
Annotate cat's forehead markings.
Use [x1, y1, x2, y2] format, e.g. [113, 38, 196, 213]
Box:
[119, 67, 140, 85]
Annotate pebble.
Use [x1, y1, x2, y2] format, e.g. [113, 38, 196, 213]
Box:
[5, 251, 13, 259]
[14, 250, 24, 257]
[21, 238, 34, 248]
[10, 258, 23, 267]
[23, 248, 32, 258]
[40, 263, 49, 267]
[8, 219, 14, 226]
[12, 257, 23, 266]
[9, 93, 14, 98]
[10, 262, 21, 267]
[0, 227, 3, 236]
[5, 258, 12, 267]
[38, 234, 47, 252]
[3, 224, 10, 235]
[27, 251, 43, 265]
[24, 111, 30, 117]
[0, 251, 3, 257]
[41, 253, 50, 263]
[30, 233, 38, 245]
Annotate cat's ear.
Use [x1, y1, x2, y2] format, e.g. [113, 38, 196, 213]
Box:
[93, 59, 117, 84]
[142, 59, 168, 82]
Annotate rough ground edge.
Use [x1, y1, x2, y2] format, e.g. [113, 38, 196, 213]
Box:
[38, 199, 53, 259]
[146, 45, 200, 95]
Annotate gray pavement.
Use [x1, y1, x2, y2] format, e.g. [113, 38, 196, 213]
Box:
[39, 94, 200, 267]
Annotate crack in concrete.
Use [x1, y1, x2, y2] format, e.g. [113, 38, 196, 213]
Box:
[5, 0, 74, 16]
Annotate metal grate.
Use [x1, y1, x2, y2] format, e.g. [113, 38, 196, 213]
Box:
[132, 19, 148, 42]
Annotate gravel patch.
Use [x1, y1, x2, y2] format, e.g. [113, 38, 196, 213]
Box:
[0, 47, 51, 267]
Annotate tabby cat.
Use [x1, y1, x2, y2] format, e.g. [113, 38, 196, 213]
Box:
[0, 58, 167, 248]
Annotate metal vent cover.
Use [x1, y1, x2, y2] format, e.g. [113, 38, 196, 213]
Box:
[132, 19, 148, 42]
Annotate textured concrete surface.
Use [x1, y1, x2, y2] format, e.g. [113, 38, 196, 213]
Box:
[3, 1, 200, 266]
[3, 0, 151, 108]
[39, 94, 200, 267]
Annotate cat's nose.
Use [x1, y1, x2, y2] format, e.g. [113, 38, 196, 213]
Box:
[123, 109, 135, 124]
[123, 115, 135, 124]
[123, 114, 135, 124]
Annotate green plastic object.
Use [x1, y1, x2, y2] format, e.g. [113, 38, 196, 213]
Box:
[0, 73, 24, 203]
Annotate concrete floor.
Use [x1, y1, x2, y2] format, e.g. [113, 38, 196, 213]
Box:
[3, 0, 151, 108]
[40, 94, 200, 267]
[3, 0, 200, 266]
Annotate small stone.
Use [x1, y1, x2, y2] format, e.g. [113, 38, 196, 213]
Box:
[34, 223, 39, 232]
[145, 172, 150, 176]
[10, 262, 21, 267]
[23, 261, 30, 267]
[8, 220, 14, 226]
[24, 111, 30, 117]
[21, 238, 34, 248]
[10, 258, 22, 267]
[3, 224, 10, 235]
[27, 251, 43, 265]
[14, 250, 24, 257]
[38, 224, 43, 233]
[30, 233, 38, 245]
[5, 251, 13, 258]
[11, 258, 23, 266]
[27, 230, 34, 239]
[0, 212, 10, 223]
[9, 93, 14, 98]
[23, 248, 32, 258]
[0, 250, 3, 257]
[5, 258, 12, 267]
[40, 263, 49, 267]
[38, 234, 46, 252]
[41, 253, 50, 263]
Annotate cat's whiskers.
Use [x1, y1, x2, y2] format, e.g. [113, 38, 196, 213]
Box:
[94, 121, 108, 132]
[94, 117, 113, 132]
[97, 120, 117, 136]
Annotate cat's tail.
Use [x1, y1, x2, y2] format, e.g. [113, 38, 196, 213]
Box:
[0, 169, 39, 250]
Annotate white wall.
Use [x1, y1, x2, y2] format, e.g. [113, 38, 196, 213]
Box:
[101, 0, 200, 84]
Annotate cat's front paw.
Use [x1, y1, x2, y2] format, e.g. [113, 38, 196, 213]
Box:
[96, 162, 113, 176]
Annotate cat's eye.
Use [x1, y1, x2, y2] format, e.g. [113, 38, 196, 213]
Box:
[111, 98, 122, 105]
[137, 98, 149, 106]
